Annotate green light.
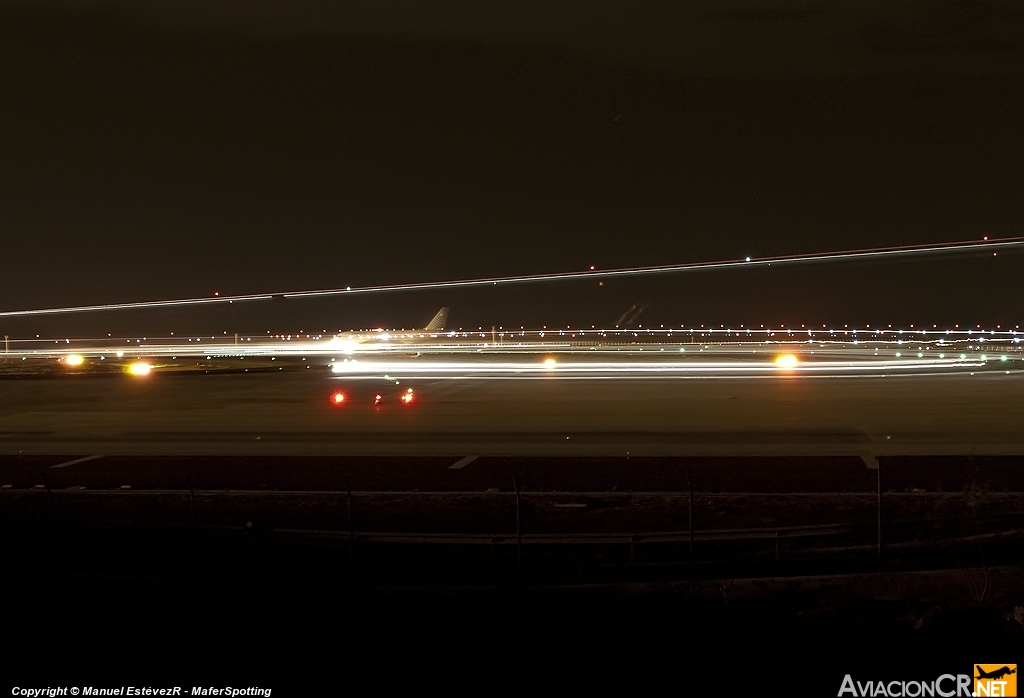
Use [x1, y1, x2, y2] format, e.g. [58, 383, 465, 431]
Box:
[895, 352, 901, 357]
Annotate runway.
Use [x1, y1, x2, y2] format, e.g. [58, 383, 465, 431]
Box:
[2, 355, 1023, 456]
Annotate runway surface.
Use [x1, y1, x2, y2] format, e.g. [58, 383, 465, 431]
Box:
[2, 355, 1023, 456]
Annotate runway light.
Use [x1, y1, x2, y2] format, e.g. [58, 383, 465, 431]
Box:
[544, 358, 557, 368]
[116, 350, 124, 358]
[775, 354, 799, 369]
[331, 391, 346, 405]
[128, 362, 151, 376]
[64, 354, 84, 366]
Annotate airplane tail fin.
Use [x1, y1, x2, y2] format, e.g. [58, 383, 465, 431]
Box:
[615, 303, 639, 327]
[615, 302, 649, 328]
[422, 307, 449, 332]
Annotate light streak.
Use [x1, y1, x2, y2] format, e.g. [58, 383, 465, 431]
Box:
[2, 237, 1021, 317]
[7, 326, 1024, 361]
[329, 357, 986, 377]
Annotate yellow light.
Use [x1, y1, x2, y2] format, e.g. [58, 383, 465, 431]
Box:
[65, 355, 84, 366]
[544, 358, 556, 368]
[775, 354, 799, 368]
[128, 362, 152, 376]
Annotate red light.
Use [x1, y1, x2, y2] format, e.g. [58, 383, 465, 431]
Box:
[401, 393, 413, 404]
[331, 392, 346, 405]
[374, 394, 383, 404]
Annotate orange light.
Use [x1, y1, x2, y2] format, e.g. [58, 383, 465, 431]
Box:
[775, 354, 799, 369]
[128, 362, 152, 376]
[331, 392, 346, 405]
[401, 390, 414, 404]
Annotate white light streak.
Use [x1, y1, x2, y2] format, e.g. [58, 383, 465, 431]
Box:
[329, 357, 985, 378]
[2, 237, 1021, 317]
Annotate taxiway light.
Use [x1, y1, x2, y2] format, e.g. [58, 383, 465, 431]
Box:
[775, 354, 799, 369]
[128, 362, 152, 376]
[65, 354, 84, 366]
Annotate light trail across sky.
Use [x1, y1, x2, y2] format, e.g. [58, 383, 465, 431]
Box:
[3, 236, 1022, 318]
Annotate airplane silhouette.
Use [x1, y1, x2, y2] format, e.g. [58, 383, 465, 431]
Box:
[976, 666, 1017, 680]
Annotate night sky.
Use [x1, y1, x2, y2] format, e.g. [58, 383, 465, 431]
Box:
[2, 1, 1023, 335]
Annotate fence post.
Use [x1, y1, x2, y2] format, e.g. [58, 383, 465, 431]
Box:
[876, 463, 882, 571]
[184, 473, 195, 538]
[514, 478, 521, 584]
[346, 479, 354, 564]
[687, 469, 694, 579]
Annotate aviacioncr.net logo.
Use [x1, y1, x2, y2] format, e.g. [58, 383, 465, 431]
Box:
[838, 674, 972, 697]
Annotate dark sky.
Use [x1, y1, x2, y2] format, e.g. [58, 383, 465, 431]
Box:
[1, 1, 1023, 334]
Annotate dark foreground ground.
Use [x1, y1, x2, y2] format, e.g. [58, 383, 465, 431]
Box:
[3, 453, 1023, 692]
[3, 370, 1023, 691]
